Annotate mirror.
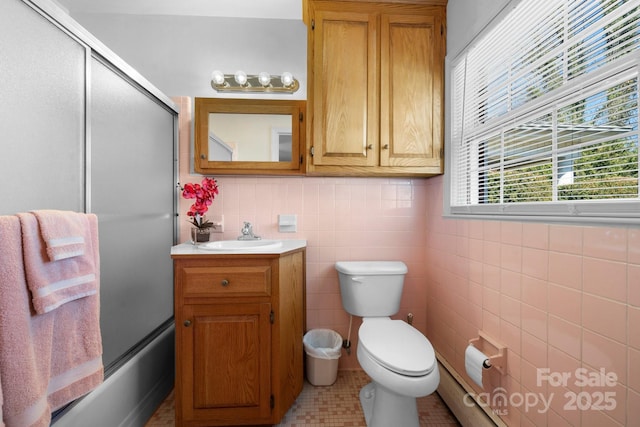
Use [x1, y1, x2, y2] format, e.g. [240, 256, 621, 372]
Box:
[195, 98, 306, 175]
[208, 113, 291, 162]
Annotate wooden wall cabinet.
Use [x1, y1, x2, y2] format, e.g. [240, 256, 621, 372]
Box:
[172, 249, 305, 426]
[305, 0, 446, 177]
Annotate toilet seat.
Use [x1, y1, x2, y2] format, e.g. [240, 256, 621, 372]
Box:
[359, 319, 436, 377]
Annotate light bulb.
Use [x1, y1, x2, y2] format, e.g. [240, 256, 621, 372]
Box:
[211, 70, 225, 86]
[258, 72, 271, 87]
[234, 70, 248, 86]
[281, 72, 294, 87]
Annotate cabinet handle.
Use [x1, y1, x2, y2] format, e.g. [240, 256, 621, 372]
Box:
[382, 144, 389, 150]
[366, 144, 373, 150]
[221, 279, 230, 287]
[183, 320, 191, 327]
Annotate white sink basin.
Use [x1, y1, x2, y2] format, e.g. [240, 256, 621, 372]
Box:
[199, 240, 283, 251]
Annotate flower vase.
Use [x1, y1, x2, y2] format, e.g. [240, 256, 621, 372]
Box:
[191, 227, 211, 245]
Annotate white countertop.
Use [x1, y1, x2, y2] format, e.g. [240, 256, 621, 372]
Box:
[171, 239, 307, 256]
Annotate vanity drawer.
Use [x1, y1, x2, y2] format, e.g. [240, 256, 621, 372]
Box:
[180, 265, 271, 297]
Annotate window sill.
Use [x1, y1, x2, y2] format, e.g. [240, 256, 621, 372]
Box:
[446, 201, 640, 227]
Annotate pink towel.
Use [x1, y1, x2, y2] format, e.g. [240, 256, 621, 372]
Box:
[31, 210, 86, 261]
[18, 212, 98, 314]
[0, 214, 103, 427]
[0, 375, 4, 427]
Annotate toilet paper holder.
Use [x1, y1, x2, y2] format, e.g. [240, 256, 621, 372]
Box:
[468, 331, 507, 375]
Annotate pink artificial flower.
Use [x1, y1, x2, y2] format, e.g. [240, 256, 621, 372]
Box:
[180, 177, 219, 227]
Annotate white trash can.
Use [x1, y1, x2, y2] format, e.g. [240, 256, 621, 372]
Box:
[303, 329, 343, 386]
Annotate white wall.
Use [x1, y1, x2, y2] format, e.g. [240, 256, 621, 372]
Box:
[68, 12, 307, 100]
[446, 0, 511, 58]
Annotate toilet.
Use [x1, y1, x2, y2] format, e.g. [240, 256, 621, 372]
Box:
[335, 261, 439, 427]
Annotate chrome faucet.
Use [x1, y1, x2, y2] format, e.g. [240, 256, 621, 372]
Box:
[238, 221, 261, 240]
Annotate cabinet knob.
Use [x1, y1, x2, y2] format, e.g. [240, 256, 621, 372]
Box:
[382, 144, 389, 150]
[183, 320, 191, 327]
[366, 144, 373, 150]
[221, 279, 230, 287]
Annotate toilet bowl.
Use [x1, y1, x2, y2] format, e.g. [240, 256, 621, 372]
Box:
[335, 261, 440, 427]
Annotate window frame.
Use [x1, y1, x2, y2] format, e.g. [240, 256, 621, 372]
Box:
[444, 0, 640, 226]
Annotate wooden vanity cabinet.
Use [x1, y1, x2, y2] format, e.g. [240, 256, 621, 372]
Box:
[172, 249, 305, 426]
[305, 0, 446, 177]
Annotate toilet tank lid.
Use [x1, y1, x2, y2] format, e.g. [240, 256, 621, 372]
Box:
[335, 261, 408, 275]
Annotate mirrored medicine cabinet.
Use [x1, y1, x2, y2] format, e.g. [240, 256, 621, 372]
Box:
[194, 98, 306, 175]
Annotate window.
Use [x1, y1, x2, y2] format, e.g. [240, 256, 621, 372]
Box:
[450, 0, 639, 223]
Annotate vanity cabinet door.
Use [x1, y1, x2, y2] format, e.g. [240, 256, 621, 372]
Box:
[180, 302, 272, 425]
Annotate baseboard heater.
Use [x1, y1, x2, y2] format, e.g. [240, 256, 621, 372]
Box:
[436, 352, 506, 427]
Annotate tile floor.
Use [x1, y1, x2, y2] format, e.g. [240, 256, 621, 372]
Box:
[145, 370, 460, 426]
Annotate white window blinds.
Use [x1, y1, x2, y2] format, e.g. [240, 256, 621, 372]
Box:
[450, 0, 640, 222]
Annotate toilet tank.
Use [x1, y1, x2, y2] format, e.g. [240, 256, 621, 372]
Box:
[335, 261, 408, 317]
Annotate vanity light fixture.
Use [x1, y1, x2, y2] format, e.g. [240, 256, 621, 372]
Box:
[210, 70, 300, 94]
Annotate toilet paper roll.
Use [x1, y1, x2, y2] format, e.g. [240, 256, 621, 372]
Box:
[465, 345, 489, 388]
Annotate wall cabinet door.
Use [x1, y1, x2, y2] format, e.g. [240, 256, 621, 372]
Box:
[181, 303, 272, 425]
[306, 1, 445, 177]
[380, 13, 443, 169]
[311, 9, 378, 167]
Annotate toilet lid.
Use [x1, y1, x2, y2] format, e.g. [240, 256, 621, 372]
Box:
[359, 319, 436, 377]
